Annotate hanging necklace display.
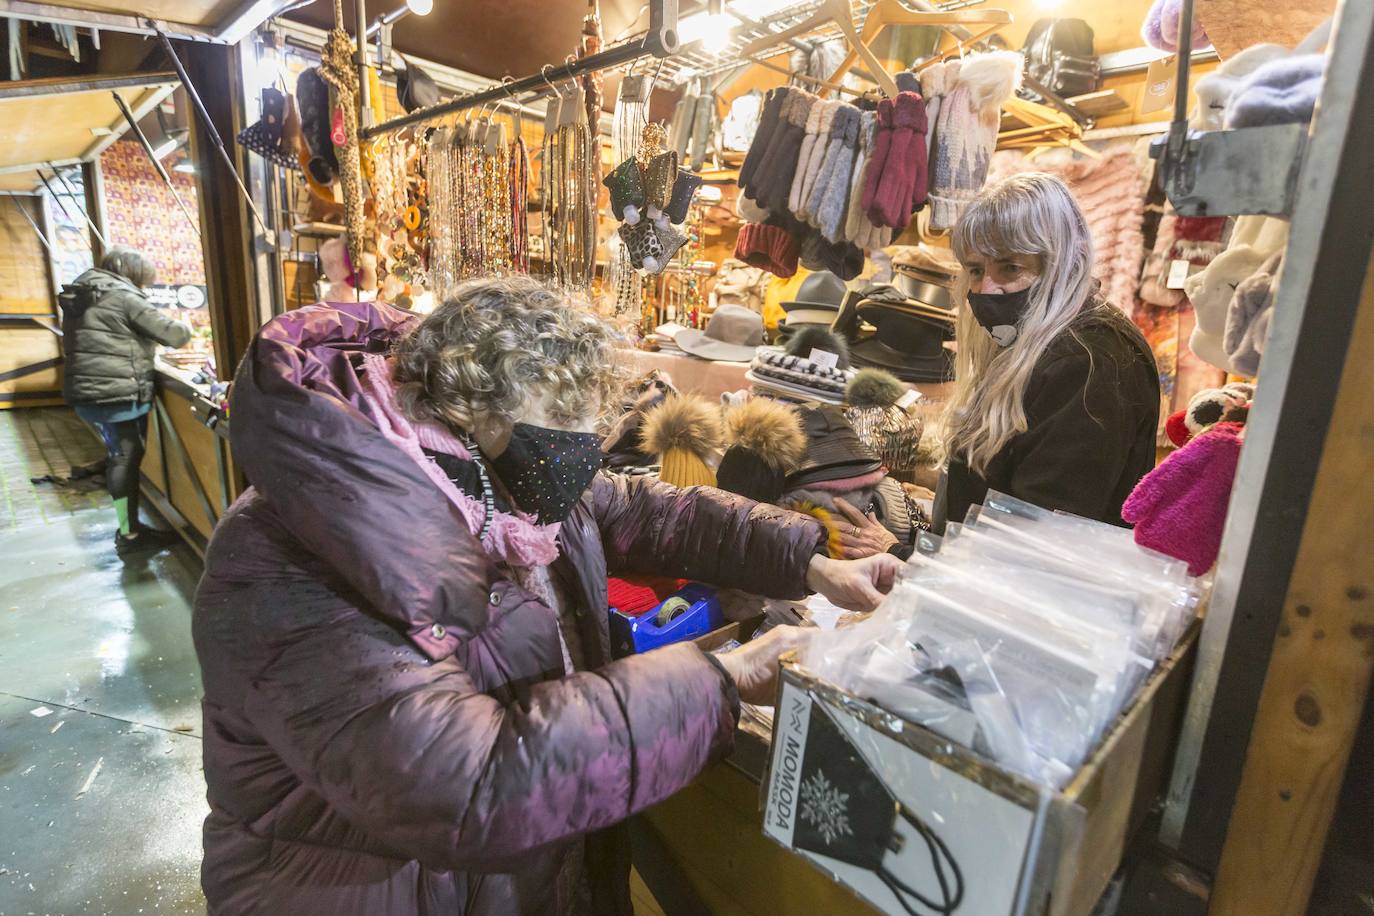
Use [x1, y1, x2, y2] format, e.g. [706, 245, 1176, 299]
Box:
[318, 0, 366, 272]
[608, 71, 650, 320]
[540, 69, 597, 293]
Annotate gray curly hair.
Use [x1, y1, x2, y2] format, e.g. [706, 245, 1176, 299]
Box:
[392, 276, 629, 432]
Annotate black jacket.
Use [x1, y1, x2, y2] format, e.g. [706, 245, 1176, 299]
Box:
[933, 305, 1160, 533]
[60, 268, 192, 406]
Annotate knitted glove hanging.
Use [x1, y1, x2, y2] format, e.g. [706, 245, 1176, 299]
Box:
[791, 99, 840, 221]
[844, 111, 878, 246]
[756, 91, 817, 214]
[860, 96, 896, 223]
[809, 103, 862, 240]
[739, 87, 790, 197]
[866, 92, 927, 229]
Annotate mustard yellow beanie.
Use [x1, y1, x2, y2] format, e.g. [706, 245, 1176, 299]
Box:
[640, 395, 725, 489]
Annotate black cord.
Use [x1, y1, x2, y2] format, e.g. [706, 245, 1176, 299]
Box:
[875, 805, 965, 916]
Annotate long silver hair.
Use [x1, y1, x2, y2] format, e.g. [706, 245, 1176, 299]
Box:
[944, 172, 1096, 475]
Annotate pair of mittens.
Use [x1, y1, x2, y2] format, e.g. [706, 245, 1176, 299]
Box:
[619, 219, 689, 275]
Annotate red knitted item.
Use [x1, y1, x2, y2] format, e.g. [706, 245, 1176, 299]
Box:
[735, 222, 801, 278]
[607, 575, 691, 615]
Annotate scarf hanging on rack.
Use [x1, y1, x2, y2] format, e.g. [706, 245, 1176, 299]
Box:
[319, 0, 366, 271]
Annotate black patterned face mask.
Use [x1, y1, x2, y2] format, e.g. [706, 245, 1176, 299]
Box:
[794, 702, 965, 916]
[489, 423, 602, 524]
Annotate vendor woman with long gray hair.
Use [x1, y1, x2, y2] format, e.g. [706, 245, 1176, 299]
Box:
[932, 172, 1161, 532]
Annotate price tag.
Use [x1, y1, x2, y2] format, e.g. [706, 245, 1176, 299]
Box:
[1140, 54, 1179, 116]
[809, 348, 839, 369]
[1166, 258, 1191, 290]
[896, 388, 922, 410]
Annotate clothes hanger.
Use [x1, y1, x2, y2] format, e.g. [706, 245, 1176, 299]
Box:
[739, 0, 899, 97]
[828, 2, 1012, 86]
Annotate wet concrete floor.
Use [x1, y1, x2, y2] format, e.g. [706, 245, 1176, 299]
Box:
[0, 409, 206, 915]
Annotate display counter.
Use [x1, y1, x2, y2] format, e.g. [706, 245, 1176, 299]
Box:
[622, 348, 956, 404]
[141, 362, 237, 556]
[634, 623, 1200, 916]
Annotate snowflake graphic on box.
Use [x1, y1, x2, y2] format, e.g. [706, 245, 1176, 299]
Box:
[800, 769, 853, 845]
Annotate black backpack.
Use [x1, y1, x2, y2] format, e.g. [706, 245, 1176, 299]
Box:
[1022, 18, 1100, 99]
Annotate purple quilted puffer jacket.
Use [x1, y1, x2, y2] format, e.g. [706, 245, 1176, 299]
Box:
[193, 301, 825, 915]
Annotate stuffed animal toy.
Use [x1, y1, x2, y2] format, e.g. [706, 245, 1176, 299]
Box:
[1164, 381, 1255, 447]
[716, 397, 807, 503]
[640, 394, 725, 488]
[1184, 245, 1270, 372]
[1124, 421, 1244, 575]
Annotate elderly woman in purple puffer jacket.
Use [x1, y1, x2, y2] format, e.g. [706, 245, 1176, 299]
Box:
[193, 277, 902, 915]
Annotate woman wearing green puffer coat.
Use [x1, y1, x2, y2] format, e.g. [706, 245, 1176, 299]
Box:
[60, 247, 191, 557]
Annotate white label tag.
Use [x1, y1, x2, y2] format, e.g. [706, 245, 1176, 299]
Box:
[809, 348, 839, 369]
[763, 681, 813, 848]
[896, 388, 921, 410]
[1167, 258, 1190, 289]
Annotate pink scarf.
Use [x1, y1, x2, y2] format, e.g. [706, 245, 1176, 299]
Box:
[357, 352, 561, 568]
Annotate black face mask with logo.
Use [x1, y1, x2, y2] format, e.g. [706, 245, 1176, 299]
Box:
[793, 702, 964, 916]
[489, 423, 602, 524]
[966, 286, 1033, 347]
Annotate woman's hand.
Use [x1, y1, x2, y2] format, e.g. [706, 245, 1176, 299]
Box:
[832, 497, 899, 559]
[805, 553, 904, 613]
[717, 626, 814, 705]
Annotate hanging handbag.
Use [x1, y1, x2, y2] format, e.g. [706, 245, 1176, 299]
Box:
[1022, 18, 1101, 99]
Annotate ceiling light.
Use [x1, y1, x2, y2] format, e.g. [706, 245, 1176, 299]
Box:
[405, 0, 433, 15]
[152, 138, 179, 159]
[678, 11, 735, 54]
[1034, 0, 1065, 9]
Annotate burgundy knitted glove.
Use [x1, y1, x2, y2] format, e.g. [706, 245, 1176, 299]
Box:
[859, 97, 895, 219]
[868, 92, 928, 230]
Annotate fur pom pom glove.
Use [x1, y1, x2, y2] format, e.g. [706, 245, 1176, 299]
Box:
[1225, 252, 1283, 376]
[1226, 54, 1325, 129]
[810, 104, 863, 240]
[929, 52, 1021, 231]
[919, 62, 954, 159]
[1123, 421, 1244, 576]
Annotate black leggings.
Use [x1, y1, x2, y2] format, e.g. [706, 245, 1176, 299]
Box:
[94, 416, 148, 523]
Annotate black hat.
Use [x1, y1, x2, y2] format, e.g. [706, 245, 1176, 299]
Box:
[716, 398, 807, 504]
[851, 302, 956, 384]
[781, 270, 848, 327]
[787, 405, 882, 487]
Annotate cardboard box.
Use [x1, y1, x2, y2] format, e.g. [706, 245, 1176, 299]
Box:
[762, 625, 1198, 916]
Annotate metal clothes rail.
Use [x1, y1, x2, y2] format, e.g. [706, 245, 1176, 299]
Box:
[359, 0, 681, 138]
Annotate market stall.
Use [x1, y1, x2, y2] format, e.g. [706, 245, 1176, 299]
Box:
[2, 0, 1369, 910]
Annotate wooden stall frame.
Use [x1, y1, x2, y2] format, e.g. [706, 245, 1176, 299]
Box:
[1159, 0, 1374, 894]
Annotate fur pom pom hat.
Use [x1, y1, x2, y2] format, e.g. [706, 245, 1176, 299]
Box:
[1141, 0, 1211, 53]
[716, 398, 807, 503]
[640, 395, 725, 488]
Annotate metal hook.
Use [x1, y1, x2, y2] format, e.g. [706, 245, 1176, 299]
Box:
[541, 63, 561, 96]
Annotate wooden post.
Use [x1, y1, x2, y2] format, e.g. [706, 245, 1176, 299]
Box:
[1208, 254, 1374, 913]
[81, 160, 108, 265]
[181, 40, 260, 382]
